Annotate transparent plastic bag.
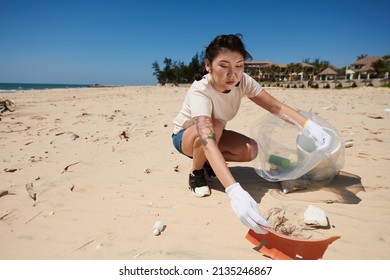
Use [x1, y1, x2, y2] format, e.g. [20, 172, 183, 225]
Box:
[251, 111, 344, 182]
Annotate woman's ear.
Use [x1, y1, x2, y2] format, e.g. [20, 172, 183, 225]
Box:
[205, 60, 211, 73]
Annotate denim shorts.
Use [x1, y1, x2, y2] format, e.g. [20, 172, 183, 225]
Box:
[172, 128, 227, 158]
[172, 129, 186, 155]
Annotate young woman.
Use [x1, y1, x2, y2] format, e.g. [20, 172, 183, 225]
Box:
[172, 34, 332, 233]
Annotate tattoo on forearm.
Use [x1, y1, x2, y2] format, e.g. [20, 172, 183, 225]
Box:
[196, 117, 216, 146]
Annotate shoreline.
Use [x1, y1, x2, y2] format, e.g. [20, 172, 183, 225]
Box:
[0, 83, 149, 92]
[2, 77, 388, 92]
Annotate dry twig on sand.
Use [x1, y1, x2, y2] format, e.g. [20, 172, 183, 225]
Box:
[62, 161, 81, 173]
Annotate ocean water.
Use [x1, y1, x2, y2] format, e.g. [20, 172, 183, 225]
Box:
[0, 82, 91, 93]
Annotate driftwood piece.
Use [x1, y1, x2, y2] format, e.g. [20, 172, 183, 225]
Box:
[4, 168, 18, 173]
[0, 190, 9, 198]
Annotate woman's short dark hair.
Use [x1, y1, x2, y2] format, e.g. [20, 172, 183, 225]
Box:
[205, 34, 253, 64]
[194, 34, 252, 81]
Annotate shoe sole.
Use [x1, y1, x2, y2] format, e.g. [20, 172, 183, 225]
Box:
[190, 187, 211, 198]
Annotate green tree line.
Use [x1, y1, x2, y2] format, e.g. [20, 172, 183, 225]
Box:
[152, 52, 204, 85]
[152, 52, 390, 84]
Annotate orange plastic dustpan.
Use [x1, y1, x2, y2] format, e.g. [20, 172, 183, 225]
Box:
[246, 227, 340, 260]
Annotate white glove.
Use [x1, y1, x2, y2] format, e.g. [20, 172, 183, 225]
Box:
[303, 120, 332, 152]
[226, 183, 269, 234]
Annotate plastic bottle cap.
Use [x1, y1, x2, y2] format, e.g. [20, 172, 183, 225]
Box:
[153, 229, 160, 236]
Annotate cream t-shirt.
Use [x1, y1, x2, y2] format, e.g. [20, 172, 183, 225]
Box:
[173, 73, 263, 134]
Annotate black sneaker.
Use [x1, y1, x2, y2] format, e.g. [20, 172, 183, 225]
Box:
[189, 169, 211, 197]
[203, 162, 216, 178]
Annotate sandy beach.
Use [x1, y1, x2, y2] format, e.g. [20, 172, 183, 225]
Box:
[1, 85, 389, 260]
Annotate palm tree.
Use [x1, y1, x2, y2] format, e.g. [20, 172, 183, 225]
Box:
[269, 64, 281, 81]
[295, 63, 303, 80]
[286, 63, 296, 81]
[310, 58, 330, 78]
[262, 65, 272, 81]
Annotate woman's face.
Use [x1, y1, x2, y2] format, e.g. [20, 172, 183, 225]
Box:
[206, 49, 244, 93]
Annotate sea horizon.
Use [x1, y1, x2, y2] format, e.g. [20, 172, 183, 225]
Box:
[0, 82, 95, 92]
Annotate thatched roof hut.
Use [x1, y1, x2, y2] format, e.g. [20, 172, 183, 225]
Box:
[318, 67, 337, 80]
[350, 56, 381, 78]
[351, 56, 381, 68]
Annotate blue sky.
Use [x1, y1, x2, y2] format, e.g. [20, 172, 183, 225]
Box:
[0, 0, 389, 85]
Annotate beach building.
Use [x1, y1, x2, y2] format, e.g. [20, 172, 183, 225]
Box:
[244, 61, 271, 80]
[346, 56, 381, 80]
[260, 63, 288, 81]
[318, 67, 338, 81]
[245, 56, 388, 88]
[292, 63, 315, 81]
[245, 61, 314, 81]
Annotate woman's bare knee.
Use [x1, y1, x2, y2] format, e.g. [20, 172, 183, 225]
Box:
[219, 130, 258, 161]
[248, 140, 258, 160]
